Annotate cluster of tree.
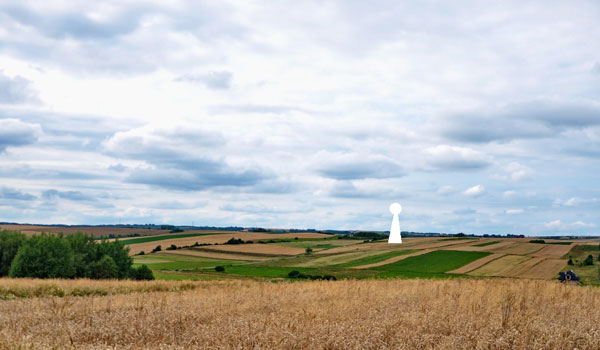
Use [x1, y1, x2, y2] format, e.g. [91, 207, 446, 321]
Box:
[0, 231, 153, 280]
[287, 270, 336, 280]
[224, 237, 253, 245]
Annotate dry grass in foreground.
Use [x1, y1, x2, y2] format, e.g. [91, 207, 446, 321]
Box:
[0, 278, 199, 299]
[1, 278, 600, 349]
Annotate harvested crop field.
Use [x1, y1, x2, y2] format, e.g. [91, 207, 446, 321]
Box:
[158, 249, 268, 261]
[468, 255, 530, 277]
[447, 253, 505, 274]
[491, 243, 544, 255]
[127, 232, 332, 255]
[521, 259, 567, 279]
[2, 278, 599, 349]
[194, 243, 306, 256]
[498, 257, 544, 277]
[530, 244, 574, 258]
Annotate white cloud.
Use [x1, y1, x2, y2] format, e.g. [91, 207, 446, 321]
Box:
[424, 145, 492, 171]
[544, 220, 596, 230]
[505, 209, 523, 215]
[464, 185, 485, 197]
[493, 162, 533, 182]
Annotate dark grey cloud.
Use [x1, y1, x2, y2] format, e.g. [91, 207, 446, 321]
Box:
[440, 100, 600, 143]
[0, 165, 102, 181]
[0, 72, 38, 104]
[0, 187, 36, 200]
[0, 118, 42, 152]
[1, 5, 144, 40]
[424, 145, 492, 171]
[175, 71, 233, 90]
[452, 208, 477, 215]
[219, 203, 303, 214]
[127, 164, 268, 191]
[316, 157, 404, 180]
[104, 126, 272, 191]
[42, 189, 91, 201]
[329, 182, 407, 199]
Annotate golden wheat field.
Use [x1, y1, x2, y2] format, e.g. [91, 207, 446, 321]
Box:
[1, 278, 600, 349]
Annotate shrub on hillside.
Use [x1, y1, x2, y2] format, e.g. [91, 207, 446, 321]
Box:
[166, 244, 177, 250]
[151, 245, 162, 253]
[130, 265, 154, 280]
[529, 239, 546, 244]
[89, 255, 119, 279]
[583, 255, 594, 266]
[215, 266, 225, 272]
[0, 230, 26, 277]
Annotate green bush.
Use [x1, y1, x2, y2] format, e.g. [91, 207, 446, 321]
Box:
[151, 245, 162, 253]
[0, 230, 26, 276]
[130, 265, 155, 280]
[89, 255, 119, 279]
[529, 239, 546, 244]
[9, 233, 75, 278]
[215, 266, 225, 272]
[305, 247, 313, 255]
[166, 244, 177, 250]
[288, 270, 300, 278]
[583, 254, 594, 266]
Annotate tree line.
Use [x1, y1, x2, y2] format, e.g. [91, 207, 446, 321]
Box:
[0, 230, 153, 280]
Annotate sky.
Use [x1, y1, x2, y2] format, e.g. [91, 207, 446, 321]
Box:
[0, 1, 599, 235]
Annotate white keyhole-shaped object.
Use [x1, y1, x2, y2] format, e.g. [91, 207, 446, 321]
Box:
[388, 203, 402, 244]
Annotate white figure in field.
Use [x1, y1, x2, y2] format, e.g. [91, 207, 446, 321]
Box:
[388, 203, 402, 244]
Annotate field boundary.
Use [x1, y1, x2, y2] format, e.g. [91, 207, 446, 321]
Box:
[350, 249, 431, 269]
[447, 253, 505, 274]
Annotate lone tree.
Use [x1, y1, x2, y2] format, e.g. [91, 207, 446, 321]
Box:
[305, 247, 313, 255]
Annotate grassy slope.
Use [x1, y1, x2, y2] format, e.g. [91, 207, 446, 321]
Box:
[133, 254, 245, 272]
[562, 244, 600, 285]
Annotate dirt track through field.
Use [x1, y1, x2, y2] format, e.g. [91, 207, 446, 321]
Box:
[350, 249, 432, 269]
[447, 253, 505, 274]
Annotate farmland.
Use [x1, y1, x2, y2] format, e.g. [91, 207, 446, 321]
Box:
[119, 233, 597, 283]
[2, 278, 600, 349]
[2, 228, 600, 349]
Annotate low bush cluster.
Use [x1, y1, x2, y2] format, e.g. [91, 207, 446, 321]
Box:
[287, 270, 336, 281]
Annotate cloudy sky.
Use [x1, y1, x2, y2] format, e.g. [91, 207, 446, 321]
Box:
[0, 1, 599, 235]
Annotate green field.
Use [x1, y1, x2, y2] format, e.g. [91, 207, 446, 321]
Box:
[372, 250, 490, 278]
[473, 241, 500, 247]
[122, 233, 220, 245]
[332, 250, 418, 268]
[133, 254, 245, 272]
